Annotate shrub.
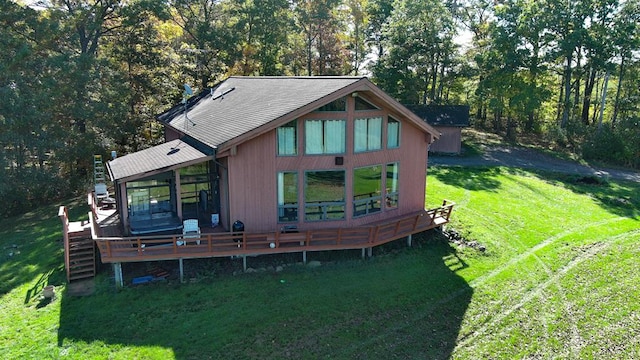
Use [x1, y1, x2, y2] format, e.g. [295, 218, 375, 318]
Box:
[582, 118, 640, 169]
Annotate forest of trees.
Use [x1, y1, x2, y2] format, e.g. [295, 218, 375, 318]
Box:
[1, 0, 639, 217]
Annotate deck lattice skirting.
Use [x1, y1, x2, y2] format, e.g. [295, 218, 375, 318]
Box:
[90, 201, 454, 264]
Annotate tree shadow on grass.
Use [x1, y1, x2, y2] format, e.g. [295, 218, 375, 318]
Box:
[535, 172, 640, 219]
[57, 231, 472, 359]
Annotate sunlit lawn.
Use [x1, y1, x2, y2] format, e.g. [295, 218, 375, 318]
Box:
[1, 167, 639, 359]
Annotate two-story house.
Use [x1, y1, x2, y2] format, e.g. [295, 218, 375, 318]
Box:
[106, 76, 442, 236]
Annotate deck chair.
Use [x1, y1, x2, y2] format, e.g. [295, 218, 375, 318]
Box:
[178, 219, 201, 246]
[95, 183, 109, 202]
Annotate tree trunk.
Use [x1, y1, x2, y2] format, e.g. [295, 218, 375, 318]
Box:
[574, 49, 581, 108]
[556, 73, 564, 125]
[428, 53, 438, 103]
[306, 31, 313, 76]
[611, 56, 625, 127]
[597, 71, 609, 132]
[436, 62, 446, 103]
[591, 75, 601, 124]
[561, 55, 572, 128]
[581, 66, 597, 125]
[506, 114, 516, 141]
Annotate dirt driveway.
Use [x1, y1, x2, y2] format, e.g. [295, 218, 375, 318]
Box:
[429, 142, 640, 183]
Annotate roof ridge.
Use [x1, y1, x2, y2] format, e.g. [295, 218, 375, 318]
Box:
[227, 76, 367, 80]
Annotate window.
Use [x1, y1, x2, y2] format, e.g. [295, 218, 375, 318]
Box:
[126, 173, 174, 219]
[386, 163, 399, 208]
[305, 119, 346, 154]
[353, 165, 382, 217]
[304, 170, 345, 221]
[180, 163, 211, 219]
[315, 97, 346, 112]
[354, 117, 382, 152]
[277, 172, 298, 222]
[387, 117, 400, 148]
[354, 97, 379, 110]
[277, 120, 297, 156]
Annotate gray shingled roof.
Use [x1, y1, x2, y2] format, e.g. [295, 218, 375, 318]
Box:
[107, 139, 210, 181]
[406, 105, 470, 127]
[158, 76, 367, 149]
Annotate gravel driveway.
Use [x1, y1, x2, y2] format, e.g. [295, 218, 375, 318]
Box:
[429, 144, 640, 183]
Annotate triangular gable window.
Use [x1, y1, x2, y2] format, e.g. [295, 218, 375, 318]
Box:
[355, 97, 379, 110]
[315, 97, 346, 112]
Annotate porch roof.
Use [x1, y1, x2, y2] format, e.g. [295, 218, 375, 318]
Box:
[107, 139, 211, 182]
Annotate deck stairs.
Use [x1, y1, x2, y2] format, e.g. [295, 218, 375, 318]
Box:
[60, 154, 105, 282]
[59, 203, 98, 282]
[67, 237, 96, 281]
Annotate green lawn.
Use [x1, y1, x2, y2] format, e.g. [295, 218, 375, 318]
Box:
[1, 167, 639, 359]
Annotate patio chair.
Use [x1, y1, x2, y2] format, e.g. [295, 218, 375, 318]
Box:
[95, 183, 108, 202]
[178, 219, 201, 246]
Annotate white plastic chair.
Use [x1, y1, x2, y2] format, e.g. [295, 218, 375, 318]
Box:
[179, 219, 201, 246]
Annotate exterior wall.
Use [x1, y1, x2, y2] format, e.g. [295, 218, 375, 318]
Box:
[165, 127, 182, 142]
[225, 132, 277, 232]
[429, 126, 462, 154]
[225, 96, 430, 232]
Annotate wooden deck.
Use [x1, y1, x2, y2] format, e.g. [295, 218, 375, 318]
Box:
[89, 201, 454, 264]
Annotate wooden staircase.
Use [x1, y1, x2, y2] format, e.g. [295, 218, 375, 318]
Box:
[67, 237, 96, 281]
[59, 206, 97, 282]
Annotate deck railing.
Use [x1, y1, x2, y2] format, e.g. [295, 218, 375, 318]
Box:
[92, 200, 454, 264]
[58, 206, 71, 282]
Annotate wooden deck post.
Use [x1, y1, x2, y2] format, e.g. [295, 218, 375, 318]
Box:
[407, 234, 413, 247]
[303, 251, 307, 264]
[243, 256, 247, 271]
[113, 263, 123, 288]
[179, 258, 184, 283]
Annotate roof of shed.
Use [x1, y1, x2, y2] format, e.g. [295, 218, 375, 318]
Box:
[407, 105, 471, 127]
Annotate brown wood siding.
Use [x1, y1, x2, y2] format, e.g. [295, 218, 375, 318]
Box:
[223, 96, 431, 233]
[226, 132, 277, 232]
[429, 126, 462, 154]
[165, 127, 182, 142]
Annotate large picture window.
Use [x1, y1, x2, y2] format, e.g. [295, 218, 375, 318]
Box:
[354, 117, 382, 152]
[277, 172, 298, 222]
[353, 165, 382, 217]
[305, 119, 346, 154]
[126, 173, 174, 219]
[180, 163, 211, 219]
[387, 117, 400, 148]
[386, 163, 399, 208]
[304, 170, 345, 221]
[277, 120, 297, 156]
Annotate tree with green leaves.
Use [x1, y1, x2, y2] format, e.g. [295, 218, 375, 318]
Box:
[372, 0, 458, 104]
[229, 0, 293, 76]
[171, 0, 237, 88]
[292, 0, 348, 76]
